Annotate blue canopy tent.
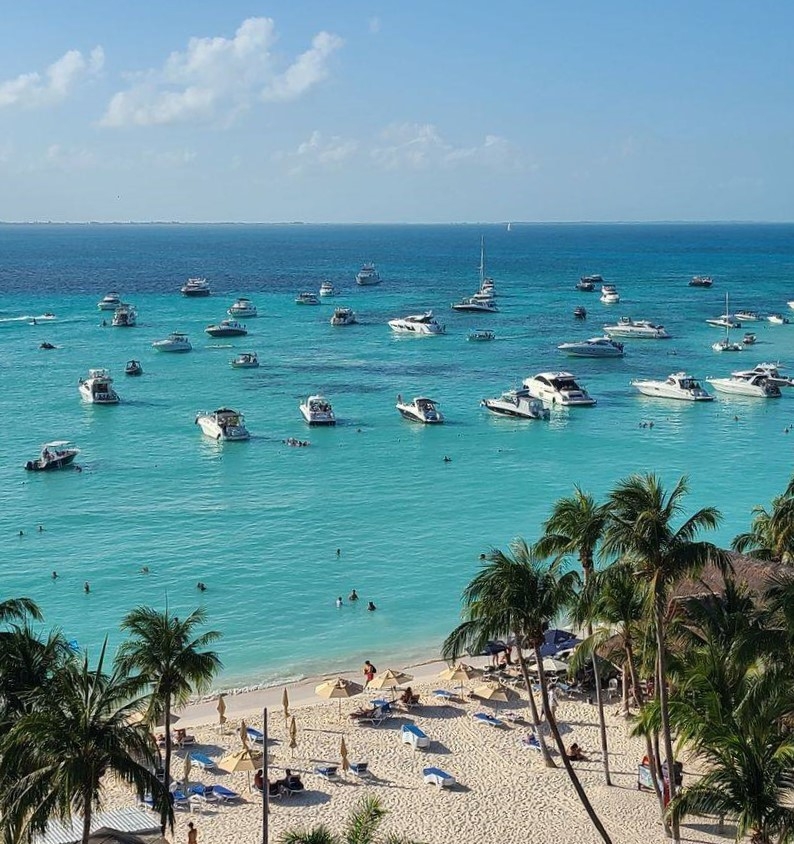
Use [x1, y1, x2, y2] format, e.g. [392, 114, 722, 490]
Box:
[539, 628, 581, 657]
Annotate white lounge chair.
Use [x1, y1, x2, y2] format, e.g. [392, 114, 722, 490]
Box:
[401, 723, 430, 750]
[423, 767, 455, 788]
[473, 712, 504, 728]
[315, 765, 341, 782]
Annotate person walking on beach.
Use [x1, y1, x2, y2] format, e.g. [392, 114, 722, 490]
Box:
[187, 821, 197, 844]
[363, 660, 376, 687]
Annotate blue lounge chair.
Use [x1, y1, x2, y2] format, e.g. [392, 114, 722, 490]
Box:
[350, 761, 372, 780]
[315, 765, 340, 782]
[473, 712, 504, 728]
[356, 705, 392, 727]
[211, 784, 241, 802]
[522, 733, 541, 751]
[433, 689, 456, 702]
[401, 723, 430, 750]
[190, 752, 215, 771]
[170, 789, 189, 809]
[188, 784, 217, 802]
[246, 727, 265, 744]
[423, 767, 456, 788]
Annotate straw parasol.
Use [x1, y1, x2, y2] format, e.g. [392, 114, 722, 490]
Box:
[217, 694, 227, 728]
[289, 716, 297, 755]
[438, 662, 483, 694]
[473, 681, 520, 704]
[315, 677, 363, 716]
[218, 747, 259, 788]
[367, 668, 414, 696]
[340, 737, 349, 773]
[282, 687, 290, 722]
[182, 753, 192, 788]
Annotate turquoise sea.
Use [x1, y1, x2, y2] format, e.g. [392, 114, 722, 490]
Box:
[2, 223, 794, 689]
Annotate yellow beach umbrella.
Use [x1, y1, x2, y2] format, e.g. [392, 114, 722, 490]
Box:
[438, 662, 482, 694]
[473, 681, 520, 703]
[217, 694, 227, 727]
[340, 737, 349, 773]
[218, 747, 259, 789]
[289, 716, 297, 755]
[315, 677, 363, 716]
[367, 668, 414, 691]
[282, 688, 290, 722]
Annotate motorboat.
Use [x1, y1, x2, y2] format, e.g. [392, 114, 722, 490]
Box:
[388, 311, 445, 335]
[481, 389, 550, 420]
[787, 301, 794, 311]
[125, 359, 143, 376]
[195, 408, 250, 440]
[735, 311, 760, 322]
[181, 277, 211, 297]
[631, 372, 713, 401]
[604, 317, 670, 339]
[743, 332, 757, 345]
[573, 306, 587, 319]
[111, 303, 137, 327]
[451, 296, 499, 313]
[467, 329, 495, 342]
[706, 372, 781, 398]
[706, 292, 740, 328]
[522, 372, 597, 406]
[25, 441, 80, 472]
[356, 263, 381, 286]
[396, 395, 444, 423]
[689, 276, 713, 287]
[78, 368, 120, 404]
[600, 284, 620, 304]
[300, 395, 336, 425]
[152, 332, 192, 352]
[472, 287, 496, 302]
[767, 313, 790, 325]
[205, 319, 247, 337]
[330, 307, 357, 326]
[228, 298, 258, 318]
[295, 292, 320, 305]
[732, 363, 794, 387]
[576, 275, 602, 291]
[230, 352, 259, 369]
[97, 292, 122, 311]
[557, 336, 625, 358]
[319, 281, 336, 297]
[712, 338, 743, 352]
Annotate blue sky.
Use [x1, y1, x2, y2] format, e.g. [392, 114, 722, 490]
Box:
[0, 1, 792, 222]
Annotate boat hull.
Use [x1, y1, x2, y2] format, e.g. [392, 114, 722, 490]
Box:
[632, 384, 713, 401]
[196, 418, 250, 440]
[25, 451, 78, 471]
[706, 379, 781, 398]
[481, 398, 549, 419]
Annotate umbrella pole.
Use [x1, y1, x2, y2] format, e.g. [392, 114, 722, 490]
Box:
[262, 706, 268, 844]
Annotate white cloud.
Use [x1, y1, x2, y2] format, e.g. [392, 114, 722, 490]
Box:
[42, 144, 97, 171]
[0, 46, 104, 108]
[277, 130, 358, 174]
[100, 17, 343, 128]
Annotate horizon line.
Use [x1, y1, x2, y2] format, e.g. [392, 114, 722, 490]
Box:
[0, 219, 792, 226]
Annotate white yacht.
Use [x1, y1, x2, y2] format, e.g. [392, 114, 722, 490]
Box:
[230, 352, 259, 369]
[111, 303, 137, 327]
[689, 276, 713, 288]
[300, 395, 336, 425]
[522, 372, 597, 406]
[181, 277, 211, 297]
[576, 275, 602, 291]
[706, 373, 782, 398]
[152, 332, 192, 352]
[330, 307, 357, 326]
[228, 298, 258, 318]
[787, 301, 794, 311]
[767, 313, 790, 325]
[195, 408, 250, 440]
[25, 441, 80, 472]
[603, 317, 670, 339]
[388, 311, 445, 335]
[79, 369, 120, 404]
[451, 297, 499, 313]
[481, 389, 550, 419]
[396, 395, 444, 423]
[600, 284, 620, 304]
[205, 319, 247, 337]
[296, 292, 320, 305]
[712, 337, 743, 352]
[557, 336, 625, 358]
[631, 372, 713, 401]
[319, 281, 336, 297]
[97, 292, 122, 311]
[356, 263, 381, 286]
[732, 363, 794, 387]
[706, 314, 742, 329]
[735, 311, 760, 322]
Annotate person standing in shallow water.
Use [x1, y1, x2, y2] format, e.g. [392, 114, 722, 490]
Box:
[348, 588, 358, 602]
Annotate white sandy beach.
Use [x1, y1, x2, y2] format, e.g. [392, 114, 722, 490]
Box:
[96, 657, 734, 844]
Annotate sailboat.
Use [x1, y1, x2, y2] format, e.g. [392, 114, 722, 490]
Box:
[712, 292, 742, 352]
[506, 222, 512, 232]
[471, 237, 495, 301]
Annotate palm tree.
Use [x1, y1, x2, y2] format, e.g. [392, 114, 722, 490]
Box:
[116, 606, 222, 792]
[602, 473, 728, 842]
[442, 540, 612, 844]
[280, 795, 421, 844]
[0, 641, 170, 844]
[0, 597, 41, 625]
[732, 493, 794, 563]
[535, 487, 612, 785]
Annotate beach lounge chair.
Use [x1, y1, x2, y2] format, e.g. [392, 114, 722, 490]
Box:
[190, 752, 216, 771]
[170, 789, 190, 810]
[433, 689, 456, 702]
[521, 733, 541, 751]
[350, 762, 372, 780]
[211, 784, 241, 803]
[357, 705, 392, 727]
[188, 784, 218, 803]
[283, 776, 305, 796]
[423, 767, 456, 788]
[473, 712, 504, 728]
[246, 727, 265, 744]
[401, 723, 430, 750]
[315, 765, 341, 782]
[268, 781, 285, 799]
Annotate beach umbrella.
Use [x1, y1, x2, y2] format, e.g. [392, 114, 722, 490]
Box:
[130, 709, 180, 729]
[289, 716, 297, 755]
[367, 668, 414, 699]
[340, 737, 349, 773]
[217, 694, 227, 727]
[182, 753, 192, 788]
[315, 677, 363, 716]
[473, 681, 520, 703]
[218, 747, 259, 789]
[529, 658, 569, 675]
[438, 662, 482, 694]
[282, 687, 290, 722]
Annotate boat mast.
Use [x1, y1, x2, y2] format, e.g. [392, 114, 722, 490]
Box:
[479, 236, 486, 287]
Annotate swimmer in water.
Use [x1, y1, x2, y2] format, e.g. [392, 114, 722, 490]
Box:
[336, 548, 341, 557]
[38, 525, 44, 532]
[349, 589, 359, 602]
[367, 601, 377, 612]
[197, 582, 207, 592]
[336, 596, 343, 608]
[141, 566, 149, 574]
[84, 582, 90, 593]
[52, 571, 58, 579]
[18, 530, 24, 537]
[443, 456, 451, 463]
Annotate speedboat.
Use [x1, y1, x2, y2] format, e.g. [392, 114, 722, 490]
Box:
[97, 292, 122, 311]
[25, 441, 80, 472]
[467, 329, 495, 342]
[743, 332, 757, 345]
[396, 395, 443, 423]
[181, 277, 211, 297]
[319, 281, 336, 297]
[731, 363, 794, 387]
[631, 372, 713, 401]
[706, 372, 781, 398]
[600, 284, 620, 304]
[296, 292, 320, 305]
[706, 314, 742, 329]
[451, 297, 499, 313]
[152, 332, 192, 352]
[735, 311, 760, 322]
[767, 313, 790, 325]
[787, 301, 794, 311]
[558, 336, 625, 358]
[603, 317, 670, 339]
[78, 369, 120, 404]
[388, 311, 445, 335]
[300, 395, 336, 425]
[573, 306, 587, 319]
[195, 408, 250, 440]
[205, 319, 247, 337]
[712, 338, 743, 352]
[111, 303, 137, 327]
[125, 359, 143, 376]
[356, 263, 381, 286]
[522, 372, 597, 406]
[227, 298, 258, 318]
[576, 275, 602, 291]
[230, 352, 259, 369]
[481, 389, 550, 419]
[330, 307, 357, 326]
[689, 276, 713, 287]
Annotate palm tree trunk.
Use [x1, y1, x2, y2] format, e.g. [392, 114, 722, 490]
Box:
[655, 600, 679, 843]
[517, 650, 555, 767]
[534, 644, 612, 844]
[164, 695, 172, 795]
[81, 789, 92, 844]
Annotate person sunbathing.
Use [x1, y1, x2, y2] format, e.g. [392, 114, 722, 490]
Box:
[400, 687, 420, 706]
[349, 705, 379, 720]
[567, 742, 587, 761]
